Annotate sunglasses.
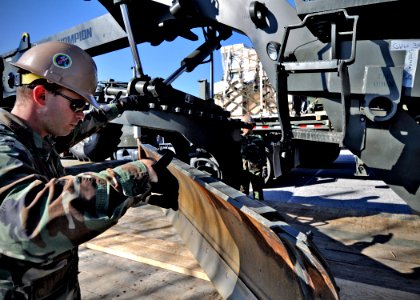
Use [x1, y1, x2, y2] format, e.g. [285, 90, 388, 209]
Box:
[54, 90, 87, 113]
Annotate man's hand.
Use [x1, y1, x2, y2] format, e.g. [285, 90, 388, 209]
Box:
[136, 151, 179, 210]
[149, 151, 179, 210]
[140, 158, 158, 183]
[116, 95, 151, 113]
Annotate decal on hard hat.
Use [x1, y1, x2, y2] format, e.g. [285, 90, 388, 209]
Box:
[53, 53, 72, 69]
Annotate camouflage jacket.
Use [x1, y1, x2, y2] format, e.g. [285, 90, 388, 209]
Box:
[241, 134, 266, 169]
[0, 105, 152, 263]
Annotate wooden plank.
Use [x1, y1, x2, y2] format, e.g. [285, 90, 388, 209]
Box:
[288, 224, 420, 264]
[330, 260, 419, 294]
[84, 206, 210, 281]
[335, 278, 420, 300]
[84, 242, 210, 281]
[267, 202, 420, 296]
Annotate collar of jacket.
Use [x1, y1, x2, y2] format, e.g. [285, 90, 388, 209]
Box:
[0, 108, 55, 152]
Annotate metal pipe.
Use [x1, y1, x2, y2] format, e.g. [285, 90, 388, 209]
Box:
[163, 65, 188, 85]
[209, 52, 214, 98]
[119, 2, 144, 77]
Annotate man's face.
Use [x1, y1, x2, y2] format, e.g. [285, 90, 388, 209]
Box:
[242, 127, 251, 135]
[42, 87, 86, 136]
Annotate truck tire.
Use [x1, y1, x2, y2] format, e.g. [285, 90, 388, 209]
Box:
[264, 148, 273, 185]
[70, 123, 123, 162]
[191, 157, 222, 180]
[264, 146, 294, 185]
[295, 140, 341, 168]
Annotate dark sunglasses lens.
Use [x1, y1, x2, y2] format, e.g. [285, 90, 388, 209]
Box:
[71, 100, 86, 112]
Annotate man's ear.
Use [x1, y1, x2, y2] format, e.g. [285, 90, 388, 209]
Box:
[32, 85, 47, 106]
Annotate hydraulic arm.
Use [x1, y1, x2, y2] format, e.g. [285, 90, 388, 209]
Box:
[93, 0, 420, 214]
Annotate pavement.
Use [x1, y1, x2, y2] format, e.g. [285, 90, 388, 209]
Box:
[264, 149, 412, 214]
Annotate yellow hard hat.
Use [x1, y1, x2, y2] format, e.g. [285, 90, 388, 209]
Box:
[11, 41, 99, 108]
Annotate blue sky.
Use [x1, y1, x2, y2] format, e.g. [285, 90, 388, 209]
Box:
[1, 0, 293, 97]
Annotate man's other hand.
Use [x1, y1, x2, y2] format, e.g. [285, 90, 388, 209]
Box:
[117, 95, 151, 113]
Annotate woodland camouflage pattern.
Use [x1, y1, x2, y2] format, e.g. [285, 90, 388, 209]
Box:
[241, 134, 266, 169]
[240, 134, 266, 200]
[0, 104, 152, 299]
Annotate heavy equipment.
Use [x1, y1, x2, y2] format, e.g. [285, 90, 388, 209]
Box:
[2, 0, 419, 298]
[213, 43, 341, 181]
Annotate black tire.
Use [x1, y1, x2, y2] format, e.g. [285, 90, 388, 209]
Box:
[190, 157, 222, 180]
[264, 148, 273, 185]
[70, 123, 123, 162]
[264, 145, 295, 185]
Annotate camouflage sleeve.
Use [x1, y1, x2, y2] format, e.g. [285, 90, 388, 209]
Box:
[54, 103, 121, 153]
[0, 145, 151, 263]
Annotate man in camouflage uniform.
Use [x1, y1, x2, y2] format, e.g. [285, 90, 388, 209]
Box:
[0, 41, 176, 299]
[240, 115, 266, 200]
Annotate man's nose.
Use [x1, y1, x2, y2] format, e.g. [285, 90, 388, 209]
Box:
[75, 111, 85, 121]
